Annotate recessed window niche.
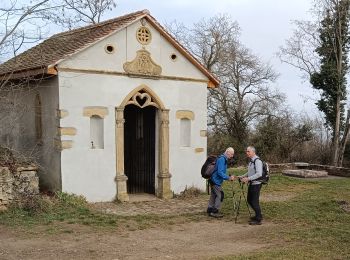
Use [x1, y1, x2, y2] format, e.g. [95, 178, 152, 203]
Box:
[176, 110, 194, 147]
[83, 106, 108, 149]
[180, 118, 191, 147]
[90, 115, 104, 149]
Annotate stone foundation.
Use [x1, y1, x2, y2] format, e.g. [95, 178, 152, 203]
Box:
[282, 169, 328, 178]
[270, 162, 350, 178]
[0, 166, 39, 210]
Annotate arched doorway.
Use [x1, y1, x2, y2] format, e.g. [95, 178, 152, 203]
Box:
[115, 84, 172, 201]
[124, 104, 156, 194]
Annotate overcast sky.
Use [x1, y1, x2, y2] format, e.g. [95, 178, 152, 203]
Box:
[112, 1, 318, 114]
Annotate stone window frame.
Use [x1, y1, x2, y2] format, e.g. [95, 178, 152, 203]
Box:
[176, 110, 194, 148]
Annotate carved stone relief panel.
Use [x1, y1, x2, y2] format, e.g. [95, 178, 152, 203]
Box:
[123, 49, 162, 77]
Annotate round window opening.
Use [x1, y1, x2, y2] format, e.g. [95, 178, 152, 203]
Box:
[170, 54, 177, 61]
[136, 26, 152, 45]
[105, 44, 115, 54]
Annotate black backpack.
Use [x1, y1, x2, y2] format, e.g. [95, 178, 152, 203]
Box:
[252, 158, 270, 184]
[201, 155, 217, 179]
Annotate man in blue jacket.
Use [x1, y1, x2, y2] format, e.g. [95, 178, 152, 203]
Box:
[207, 147, 235, 218]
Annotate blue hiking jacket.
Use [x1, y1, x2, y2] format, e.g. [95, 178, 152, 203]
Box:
[210, 154, 229, 186]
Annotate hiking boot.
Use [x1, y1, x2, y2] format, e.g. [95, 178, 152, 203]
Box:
[207, 207, 213, 215]
[248, 220, 262, 225]
[209, 212, 224, 218]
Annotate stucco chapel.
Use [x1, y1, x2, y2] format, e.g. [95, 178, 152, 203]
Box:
[0, 10, 219, 202]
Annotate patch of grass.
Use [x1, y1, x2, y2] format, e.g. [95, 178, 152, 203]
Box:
[0, 191, 207, 234]
[0, 192, 123, 231]
[217, 174, 350, 259]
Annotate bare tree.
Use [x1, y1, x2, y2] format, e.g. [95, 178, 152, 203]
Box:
[0, 0, 58, 167]
[49, 0, 117, 29]
[209, 43, 283, 141]
[277, 20, 320, 79]
[168, 14, 284, 145]
[0, 0, 54, 60]
[167, 14, 240, 73]
[0, 0, 118, 164]
[278, 0, 350, 166]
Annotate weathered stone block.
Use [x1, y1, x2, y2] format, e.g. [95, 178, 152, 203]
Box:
[283, 169, 328, 178]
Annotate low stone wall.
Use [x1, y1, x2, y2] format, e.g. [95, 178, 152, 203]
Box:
[309, 164, 350, 177]
[0, 166, 39, 210]
[269, 163, 295, 174]
[269, 163, 350, 178]
[282, 169, 328, 178]
[0, 168, 12, 209]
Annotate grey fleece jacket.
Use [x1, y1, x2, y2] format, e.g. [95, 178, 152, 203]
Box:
[242, 155, 263, 185]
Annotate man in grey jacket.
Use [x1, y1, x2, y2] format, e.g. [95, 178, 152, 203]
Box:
[240, 146, 263, 225]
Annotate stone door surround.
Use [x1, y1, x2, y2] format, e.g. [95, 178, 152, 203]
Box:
[115, 84, 172, 201]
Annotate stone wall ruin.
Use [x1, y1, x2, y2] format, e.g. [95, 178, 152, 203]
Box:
[0, 166, 39, 210]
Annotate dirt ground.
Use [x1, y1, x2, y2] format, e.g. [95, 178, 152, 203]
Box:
[0, 192, 280, 260]
[0, 220, 273, 260]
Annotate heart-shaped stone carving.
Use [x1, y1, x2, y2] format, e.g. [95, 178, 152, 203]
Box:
[133, 92, 151, 108]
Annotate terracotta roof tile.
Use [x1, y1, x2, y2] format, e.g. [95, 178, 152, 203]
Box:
[0, 10, 148, 76]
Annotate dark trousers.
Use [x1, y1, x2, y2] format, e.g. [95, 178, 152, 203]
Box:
[247, 183, 262, 221]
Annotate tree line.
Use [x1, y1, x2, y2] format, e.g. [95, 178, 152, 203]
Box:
[168, 0, 350, 166]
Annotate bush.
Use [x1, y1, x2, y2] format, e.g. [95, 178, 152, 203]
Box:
[8, 192, 88, 215]
[54, 191, 88, 208]
[10, 194, 54, 214]
[175, 186, 203, 199]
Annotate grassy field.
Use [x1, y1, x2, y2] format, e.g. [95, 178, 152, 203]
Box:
[218, 168, 350, 259]
[1, 170, 350, 259]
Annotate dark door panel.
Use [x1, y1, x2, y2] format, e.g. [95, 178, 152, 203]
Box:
[124, 105, 155, 194]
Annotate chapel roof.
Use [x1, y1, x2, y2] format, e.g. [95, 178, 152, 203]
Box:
[0, 9, 219, 87]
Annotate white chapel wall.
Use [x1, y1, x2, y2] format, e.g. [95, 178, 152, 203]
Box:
[57, 19, 209, 201]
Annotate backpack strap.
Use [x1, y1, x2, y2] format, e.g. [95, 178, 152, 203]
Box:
[251, 158, 264, 181]
[251, 158, 261, 171]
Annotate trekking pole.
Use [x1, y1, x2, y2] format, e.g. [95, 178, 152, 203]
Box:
[234, 192, 242, 223]
[230, 180, 237, 215]
[239, 180, 252, 217]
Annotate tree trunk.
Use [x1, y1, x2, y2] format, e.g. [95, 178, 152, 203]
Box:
[337, 109, 350, 166]
[332, 95, 341, 166]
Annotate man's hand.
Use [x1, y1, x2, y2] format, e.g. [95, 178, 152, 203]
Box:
[241, 177, 249, 184]
[229, 175, 235, 181]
